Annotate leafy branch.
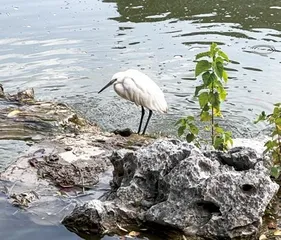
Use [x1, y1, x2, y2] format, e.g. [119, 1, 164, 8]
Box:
[255, 103, 281, 178]
[176, 43, 233, 150]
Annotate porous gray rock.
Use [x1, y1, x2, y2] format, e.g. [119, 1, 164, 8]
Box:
[63, 139, 279, 239]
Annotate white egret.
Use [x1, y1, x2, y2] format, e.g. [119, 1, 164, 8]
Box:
[98, 69, 167, 135]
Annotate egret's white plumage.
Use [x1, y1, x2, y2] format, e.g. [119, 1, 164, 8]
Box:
[98, 69, 167, 134]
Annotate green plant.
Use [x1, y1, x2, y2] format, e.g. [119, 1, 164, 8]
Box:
[176, 43, 233, 150]
[176, 116, 201, 148]
[255, 103, 281, 179]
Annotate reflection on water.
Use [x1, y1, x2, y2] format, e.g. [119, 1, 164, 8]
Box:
[109, 0, 281, 30]
[1, 0, 281, 239]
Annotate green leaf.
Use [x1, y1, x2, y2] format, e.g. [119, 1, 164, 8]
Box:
[186, 133, 195, 142]
[194, 141, 201, 148]
[195, 60, 212, 77]
[208, 72, 217, 85]
[227, 137, 233, 146]
[225, 131, 232, 137]
[217, 85, 227, 101]
[202, 71, 211, 86]
[222, 70, 228, 83]
[254, 111, 267, 124]
[200, 111, 211, 121]
[273, 106, 280, 116]
[272, 151, 280, 163]
[275, 118, 281, 125]
[196, 51, 210, 60]
[189, 123, 199, 135]
[213, 107, 222, 117]
[194, 84, 205, 97]
[214, 136, 224, 150]
[271, 166, 280, 179]
[199, 92, 209, 108]
[271, 129, 278, 137]
[202, 104, 210, 111]
[215, 61, 224, 79]
[186, 116, 195, 122]
[265, 140, 277, 149]
[208, 92, 220, 109]
[218, 50, 229, 62]
[178, 125, 186, 137]
[216, 56, 224, 63]
[175, 118, 184, 126]
[214, 83, 227, 102]
[215, 126, 224, 134]
[274, 103, 281, 107]
[210, 43, 218, 56]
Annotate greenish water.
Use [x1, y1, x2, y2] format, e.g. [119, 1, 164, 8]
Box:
[1, 0, 281, 239]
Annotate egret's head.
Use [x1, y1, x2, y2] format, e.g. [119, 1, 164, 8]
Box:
[98, 71, 124, 94]
[111, 71, 126, 83]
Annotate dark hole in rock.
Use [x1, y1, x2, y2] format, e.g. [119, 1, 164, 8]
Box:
[242, 184, 255, 192]
[143, 220, 186, 239]
[108, 210, 115, 217]
[158, 193, 165, 200]
[198, 161, 212, 172]
[196, 201, 221, 214]
[170, 139, 180, 145]
[205, 147, 258, 171]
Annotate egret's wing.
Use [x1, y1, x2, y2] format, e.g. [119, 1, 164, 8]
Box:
[114, 77, 142, 104]
[114, 70, 168, 113]
[126, 70, 167, 113]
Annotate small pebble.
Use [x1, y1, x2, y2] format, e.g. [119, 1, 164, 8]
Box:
[259, 234, 267, 240]
[268, 220, 277, 229]
[26, 141, 34, 146]
[64, 146, 72, 151]
[113, 128, 133, 137]
[49, 154, 59, 162]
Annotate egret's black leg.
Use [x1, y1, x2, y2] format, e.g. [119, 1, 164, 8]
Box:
[138, 106, 145, 134]
[142, 110, 152, 135]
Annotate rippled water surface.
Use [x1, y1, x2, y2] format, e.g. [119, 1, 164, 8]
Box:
[1, 0, 281, 136]
[1, 0, 281, 239]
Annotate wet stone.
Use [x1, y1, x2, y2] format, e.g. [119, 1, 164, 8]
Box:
[0, 86, 154, 226]
[63, 139, 279, 240]
[29, 156, 100, 189]
[65, 146, 73, 151]
[113, 128, 134, 137]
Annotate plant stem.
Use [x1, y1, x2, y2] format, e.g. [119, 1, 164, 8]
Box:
[277, 125, 281, 163]
[211, 78, 214, 146]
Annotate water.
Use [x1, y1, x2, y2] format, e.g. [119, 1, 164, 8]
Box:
[0, 0, 281, 239]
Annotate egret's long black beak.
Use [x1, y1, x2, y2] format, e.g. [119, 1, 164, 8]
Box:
[98, 79, 117, 94]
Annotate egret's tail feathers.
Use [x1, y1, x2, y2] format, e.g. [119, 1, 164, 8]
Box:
[149, 96, 168, 114]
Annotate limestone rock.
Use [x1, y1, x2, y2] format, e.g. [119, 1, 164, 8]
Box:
[63, 139, 279, 239]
